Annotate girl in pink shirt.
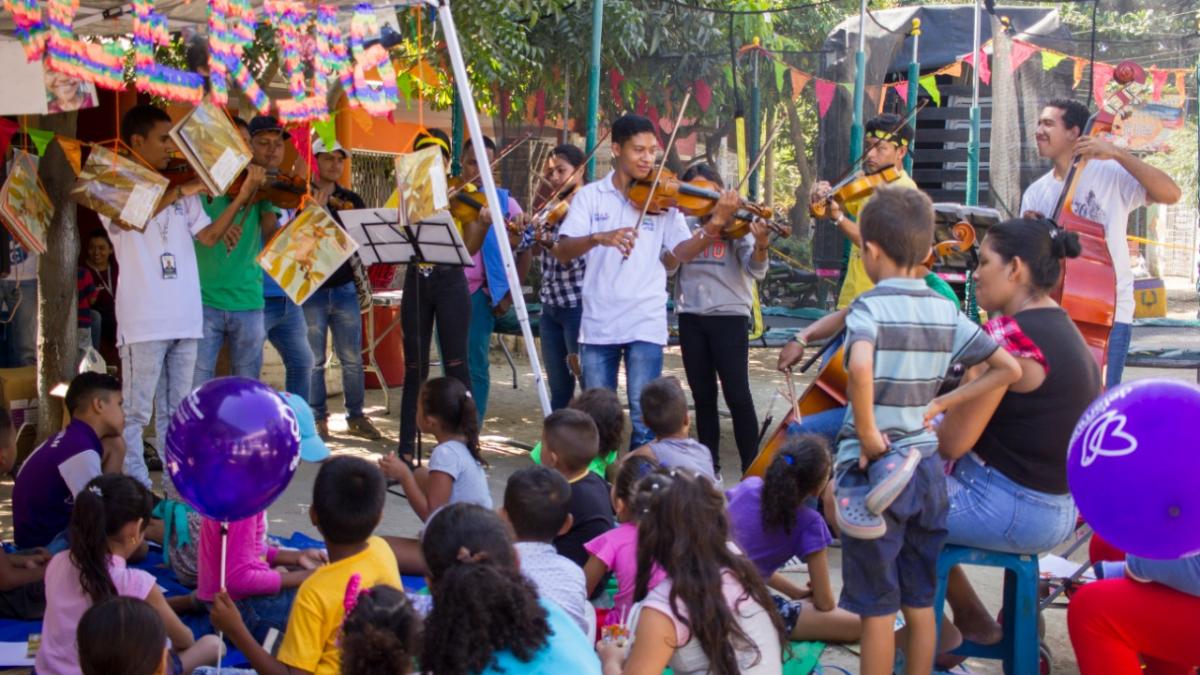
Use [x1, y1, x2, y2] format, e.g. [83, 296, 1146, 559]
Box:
[583, 455, 665, 625]
[37, 475, 220, 675]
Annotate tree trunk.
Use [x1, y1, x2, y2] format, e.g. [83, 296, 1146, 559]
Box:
[35, 112, 79, 443]
[989, 17, 1022, 218]
[783, 94, 815, 238]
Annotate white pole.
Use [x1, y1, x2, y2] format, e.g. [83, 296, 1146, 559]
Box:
[216, 522, 228, 675]
[971, 0, 981, 109]
[431, 0, 552, 416]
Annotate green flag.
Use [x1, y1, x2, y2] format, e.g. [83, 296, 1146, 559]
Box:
[1041, 50, 1067, 71]
[773, 60, 786, 93]
[918, 75, 941, 107]
[28, 128, 54, 157]
[313, 117, 337, 152]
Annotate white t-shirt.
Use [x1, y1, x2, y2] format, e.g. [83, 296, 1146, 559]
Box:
[558, 171, 691, 345]
[1020, 159, 1146, 324]
[427, 439, 493, 511]
[4, 243, 37, 281]
[101, 194, 210, 345]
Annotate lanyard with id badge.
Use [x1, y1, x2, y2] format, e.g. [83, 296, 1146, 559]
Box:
[158, 203, 182, 279]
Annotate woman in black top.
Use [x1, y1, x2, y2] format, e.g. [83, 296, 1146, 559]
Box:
[935, 218, 1101, 649]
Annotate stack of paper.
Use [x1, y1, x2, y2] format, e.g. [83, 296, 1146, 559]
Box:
[0, 151, 51, 253]
[168, 99, 252, 195]
[69, 145, 168, 232]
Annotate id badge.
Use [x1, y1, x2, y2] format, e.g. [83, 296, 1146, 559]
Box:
[161, 253, 177, 279]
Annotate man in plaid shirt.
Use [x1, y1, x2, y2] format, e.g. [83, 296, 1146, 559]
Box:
[536, 144, 587, 410]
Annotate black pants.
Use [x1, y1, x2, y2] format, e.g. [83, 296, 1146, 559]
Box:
[399, 265, 472, 457]
[677, 313, 759, 474]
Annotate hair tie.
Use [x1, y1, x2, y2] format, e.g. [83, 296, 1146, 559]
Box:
[88, 485, 103, 498]
[455, 547, 488, 564]
[1048, 227, 1059, 240]
[782, 454, 795, 466]
[343, 573, 366, 615]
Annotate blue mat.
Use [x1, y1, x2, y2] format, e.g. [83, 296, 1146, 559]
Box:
[0, 532, 426, 668]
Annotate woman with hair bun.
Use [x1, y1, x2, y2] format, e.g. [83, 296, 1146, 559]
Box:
[934, 217, 1102, 651]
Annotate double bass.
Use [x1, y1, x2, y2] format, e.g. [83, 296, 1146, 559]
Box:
[1050, 61, 1147, 369]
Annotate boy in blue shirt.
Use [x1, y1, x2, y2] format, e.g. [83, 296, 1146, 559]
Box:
[834, 185, 1020, 674]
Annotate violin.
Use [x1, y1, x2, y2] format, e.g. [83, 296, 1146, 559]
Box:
[923, 221, 976, 269]
[226, 169, 309, 210]
[447, 176, 496, 226]
[1050, 60, 1146, 370]
[809, 165, 902, 219]
[531, 182, 579, 237]
[160, 158, 199, 187]
[625, 169, 790, 239]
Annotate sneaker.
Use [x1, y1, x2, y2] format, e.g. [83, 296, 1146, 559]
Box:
[864, 446, 921, 515]
[346, 416, 383, 441]
[143, 442, 163, 472]
[780, 556, 808, 573]
[833, 464, 887, 540]
[315, 419, 330, 442]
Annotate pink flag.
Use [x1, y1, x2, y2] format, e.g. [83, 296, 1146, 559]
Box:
[1009, 41, 1038, 73]
[534, 90, 546, 126]
[609, 69, 625, 107]
[0, 118, 17, 161]
[964, 49, 991, 86]
[289, 123, 316, 173]
[694, 79, 712, 112]
[1151, 70, 1169, 101]
[814, 79, 836, 118]
[1091, 62, 1114, 108]
[893, 82, 909, 105]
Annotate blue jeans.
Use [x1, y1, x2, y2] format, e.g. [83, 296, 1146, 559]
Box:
[235, 587, 298, 645]
[580, 341, 664, 448]
[540, 303, 582, 411]
[264, 296, 313, 401]
[1106, 321, 1132, 389]
[467, 289, 495, 421]
[789, 407, 846, 446]
[194, 307, 265, 384]
[945, 453, 1076, 554]
[121, 338, 199, 489]
[0, 279, 37, 367]
[304, 282, 365, 420]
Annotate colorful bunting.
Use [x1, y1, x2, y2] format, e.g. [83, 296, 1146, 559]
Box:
[963, 49, 991, 86]
[694, 79, 712, 113]
[773, 60, 787, 95]
[132, 0, 204, 104]
[919, 75, 941, 107]
[1174, 72, 1186, 97]
[208, 0, 270, 113]
[347, 3, 400, 117]
[789, 70, 810, 101]
[1072, 59, 1085, 89]
[893, 82, 908, 105]
[1008, 41, 1038, 73]
[814, 79, 836, 118]
[608, 69, 625, 108]
[1091, 62, 1114, 108]
[56, 136, 81, 175]
[1151, 70, 1169, 101]
[0, 119, 18, 161]
[1041, 50, 1067, 71]
[27, 128, 54, 157]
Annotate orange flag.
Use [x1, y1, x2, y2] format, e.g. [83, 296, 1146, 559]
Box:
[57, 137, 82, 175]
[1072, 59, 1085, 89]
[789, 69, 811, 101]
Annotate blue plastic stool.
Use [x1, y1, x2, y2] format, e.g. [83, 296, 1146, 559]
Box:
[933, 544, 1041, 675]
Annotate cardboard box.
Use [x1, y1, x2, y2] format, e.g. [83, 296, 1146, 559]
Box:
[0, 365, 39, 465]
[1133, 277, 1167, 319]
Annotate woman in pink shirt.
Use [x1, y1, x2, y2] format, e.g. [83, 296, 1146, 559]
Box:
[37, 475, 220, 675]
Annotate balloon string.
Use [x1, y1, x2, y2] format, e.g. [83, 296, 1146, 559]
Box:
[216, 522, 228, 675]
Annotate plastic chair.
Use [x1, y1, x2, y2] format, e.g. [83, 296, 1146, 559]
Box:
[933, 544, 1041, 675]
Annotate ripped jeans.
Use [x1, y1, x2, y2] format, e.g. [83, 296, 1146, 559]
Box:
[398, 265, 472, 458]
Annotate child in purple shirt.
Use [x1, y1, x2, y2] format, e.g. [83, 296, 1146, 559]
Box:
[13, 373, 126, 550]
[726, 436, 861, 643]
[584, 455, 666, 627]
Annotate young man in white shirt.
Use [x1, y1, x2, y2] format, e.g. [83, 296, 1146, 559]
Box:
[103, 104, 262, 489]
[1020, 98, 1180, 388]
[554, 114, 719, 448]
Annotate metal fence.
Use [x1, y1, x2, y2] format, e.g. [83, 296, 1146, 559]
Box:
[350, 150, 397, 208]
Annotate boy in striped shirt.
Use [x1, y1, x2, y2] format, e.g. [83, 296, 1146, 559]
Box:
[834, 186, 1020, 675]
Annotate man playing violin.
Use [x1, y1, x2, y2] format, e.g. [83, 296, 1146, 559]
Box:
[1020, 98, 1180, 388]
[303, 137, 383, 442]
[192, 115, 283, 386]
[811, 113, 919, 311]
[533, 143, 588, 410]
[554, 114, 717, 448]
[460, 135, 534, 421]
[103, 104, 259, 489]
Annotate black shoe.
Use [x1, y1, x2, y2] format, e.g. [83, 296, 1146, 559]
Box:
[144, 442, 163, 472]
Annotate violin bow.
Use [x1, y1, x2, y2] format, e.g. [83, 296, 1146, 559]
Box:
[531, 127, 612, 213]
[448, 132, 534, 198]
[737, 116, 787, 192]
[829, 98, 929, 191]
[624, 90, 693, 258]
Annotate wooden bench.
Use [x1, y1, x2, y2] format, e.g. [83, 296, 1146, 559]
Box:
[1125, 349, 1200, 384]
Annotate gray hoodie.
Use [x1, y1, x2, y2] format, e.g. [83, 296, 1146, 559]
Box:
[672, 216, 769, 316]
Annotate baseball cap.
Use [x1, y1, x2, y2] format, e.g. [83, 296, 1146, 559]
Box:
[248, 115, 291, 140]
[312, 137, 348, 158]
[279, 392, 331, 463]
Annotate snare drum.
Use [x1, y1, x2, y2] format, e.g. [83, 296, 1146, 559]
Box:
[372, 290, 404, 307]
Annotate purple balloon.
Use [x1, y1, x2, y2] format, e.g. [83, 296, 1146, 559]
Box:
[1068, 378, 1200, 560]
[165, 377, 301, 522]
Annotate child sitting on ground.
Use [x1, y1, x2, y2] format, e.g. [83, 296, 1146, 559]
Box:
[727, 436, 861, 643]
[211, 456, 401, 675]
[531, 388, 627, 479]
[540, 409, 615, 567]
[501, 466, 591, 635]
[627, 376, 717, 481]
[13, 372, 126, 551]
[833, 186, 1019, 675]
[194, 392, 329, 643]
[583, 454, 665, 627]
[421, 503, 600, 673]
[38, 474, 220, 674]
[0, 407, 49, 620]
[77, 597, 171, 675]
[340, 585, 421, 675]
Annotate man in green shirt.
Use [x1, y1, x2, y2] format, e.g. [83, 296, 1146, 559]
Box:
[192, 115, 285, 383]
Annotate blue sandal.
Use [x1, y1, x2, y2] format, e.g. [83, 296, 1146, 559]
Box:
[833, 464, 887, 540]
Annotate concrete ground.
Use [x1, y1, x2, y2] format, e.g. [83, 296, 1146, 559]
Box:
[2, 278, 1195, 674]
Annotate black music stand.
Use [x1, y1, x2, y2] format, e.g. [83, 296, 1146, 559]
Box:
[340, 208, 474, 467]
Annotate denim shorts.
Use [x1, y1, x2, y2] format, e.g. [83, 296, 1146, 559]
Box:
[945, 453, 1076, 555]
[840, 455, 948, 617]
[770, 594, 803, 634]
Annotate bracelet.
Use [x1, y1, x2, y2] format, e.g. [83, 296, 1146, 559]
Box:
[791, 334, 808, 347]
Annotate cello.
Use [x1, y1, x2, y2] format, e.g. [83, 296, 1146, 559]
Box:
[743, 220, 978, 478]
[1050, 61, 1147, 369]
